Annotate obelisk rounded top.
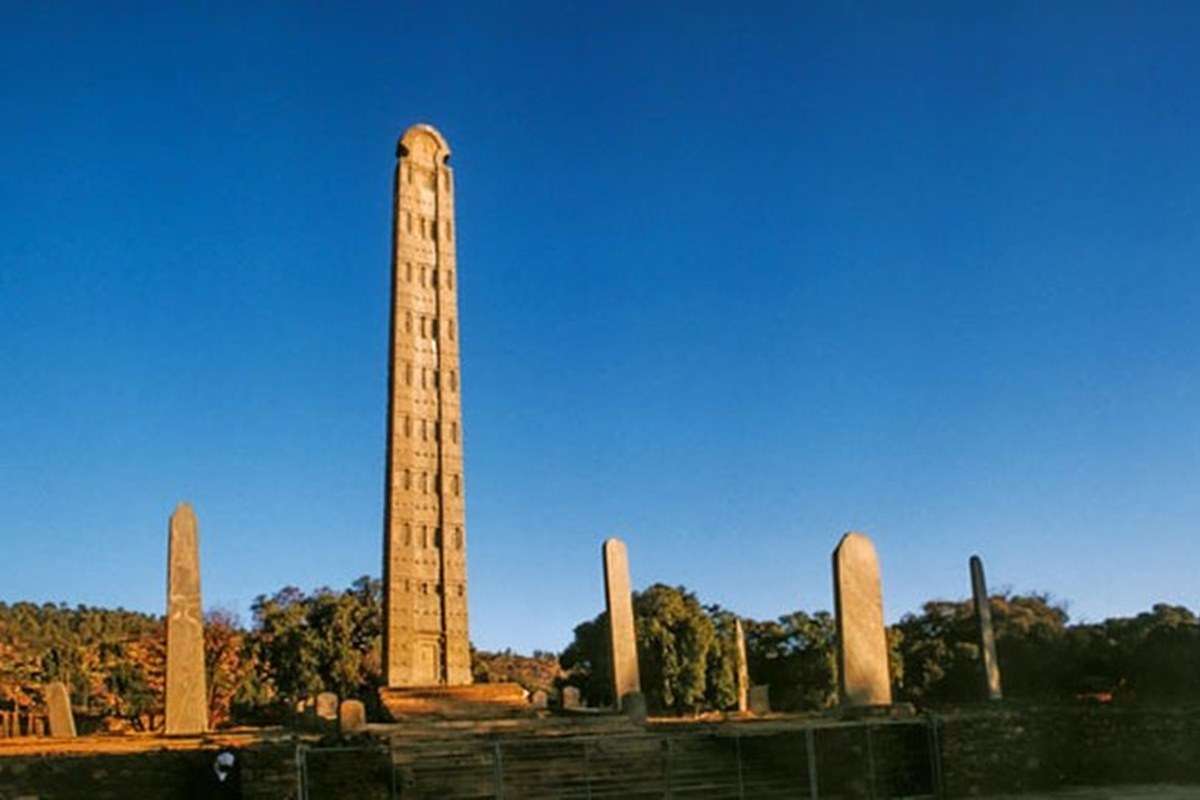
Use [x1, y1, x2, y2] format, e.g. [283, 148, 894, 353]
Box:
[396, 123, 451, 163]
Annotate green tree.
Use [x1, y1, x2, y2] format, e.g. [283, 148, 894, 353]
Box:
[559, 612, 614, 708]
[247, 577, 383, 712]
[704, 606, 740, 711]
[634, 585, 718, 714]
[893, 592, 1070, 704]
[560, 585, 732, 714]
[744, 611, 837, 711]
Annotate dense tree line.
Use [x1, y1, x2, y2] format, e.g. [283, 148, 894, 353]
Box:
[560, 585, 1200, 714]
[2, 579, 1198, 728]
[0, 578, 557, 729]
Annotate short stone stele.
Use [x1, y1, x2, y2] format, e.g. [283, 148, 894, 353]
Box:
[45, 681, 76, 738]
[748, 685, 771, 715]
[562, 686, 582, 709]
[970, 554, 1004, 701]
[339, 700, 367, 734]
[530, 690, 548, 709]
[832, 531, 893, 707]
[165, 502, 208, 735]
[316, 692, 339, 722]
[602, 537, 642, 713]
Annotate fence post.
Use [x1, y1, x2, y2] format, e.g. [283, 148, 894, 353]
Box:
[928, 715, 945, 800]
[805, 728, 819, 800]
[663, 737, 673, 799]
[492, 740, 505, 800]
[295, 744, 307, 800]
[865, 725, 877, 800]
[735, 733, 746, 800]
[583, 738, 594, 800]
[388, 737, 397, 800]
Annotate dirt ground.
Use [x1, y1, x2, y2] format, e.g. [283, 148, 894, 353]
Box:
[983, 787, 1200, 799]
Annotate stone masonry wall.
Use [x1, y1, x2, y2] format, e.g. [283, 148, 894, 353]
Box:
[0, 744, 297, 800]
[5, 706, 1200, 799]
[938, 703, 1200, 796]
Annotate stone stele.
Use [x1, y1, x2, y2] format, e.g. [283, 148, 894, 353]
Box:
[602, 537, 642, 711]
[45, 681, 76, 738]
[832, 531, 893, 707]
[382, 123, 471, 689]
[562, 686, 582, 709]
[748, 685, 771, 715]
[970, 554, 1004, 701]
[316, 692, 339, 722]
[734, 618, 751, 713]
[339, 699, 367, 733]
[165, 502, 208, 735]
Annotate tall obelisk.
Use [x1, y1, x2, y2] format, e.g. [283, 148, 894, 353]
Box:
[382, 125, 471, 687]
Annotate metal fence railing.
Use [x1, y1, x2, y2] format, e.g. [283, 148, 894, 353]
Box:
[297, 718, 942, 800]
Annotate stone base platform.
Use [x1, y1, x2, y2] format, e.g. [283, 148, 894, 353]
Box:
[379, 683, 530, 720]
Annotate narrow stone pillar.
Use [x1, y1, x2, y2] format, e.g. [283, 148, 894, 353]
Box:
[832, 531, 893, 707]
[970, 555, 1004, 701]
[734, 618, 750, 713]
[45, 682, 76, 738]
[602, 537, 642, 711]
[165, 502, 208, 735]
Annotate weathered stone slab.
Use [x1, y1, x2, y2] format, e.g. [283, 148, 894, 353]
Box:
[602, 537, 642, 712]
[832, 531, 893, 707]
[562, 686, 581, 709]
[165, 502, 208, 735]
[339, 699, 367, 733]
[748, 685, 770, 714]
[316, 690, 340, 729]
[970, 554, 1004, 701]
[45, 682, 75, 738]
[316, 692, 339, 722]
[734, 618, 750, 713]
[622, 691, 648, 722]
[529, 690, 548, 709]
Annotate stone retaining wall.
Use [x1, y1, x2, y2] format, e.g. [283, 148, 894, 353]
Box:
[937, 703, 1200, 796]
[3, 706, 1199, 799]
[0, 744, 297, 800]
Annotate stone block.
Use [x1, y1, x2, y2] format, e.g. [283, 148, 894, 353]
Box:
[832, 531, 893, 707]
[316, 692, 339, 723]
[622, 691, 647, 722]
[748, 685, 770, 714]
[339, 699, 367, 733]
[378, 683, 529, 719]
[562, 686, 582, 709]
[530, 690, 548, 709]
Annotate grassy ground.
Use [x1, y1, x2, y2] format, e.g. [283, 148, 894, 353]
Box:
[984, 787, 1200, 799]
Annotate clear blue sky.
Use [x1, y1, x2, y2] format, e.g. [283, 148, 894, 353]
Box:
[3, 3, 1198, 654]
